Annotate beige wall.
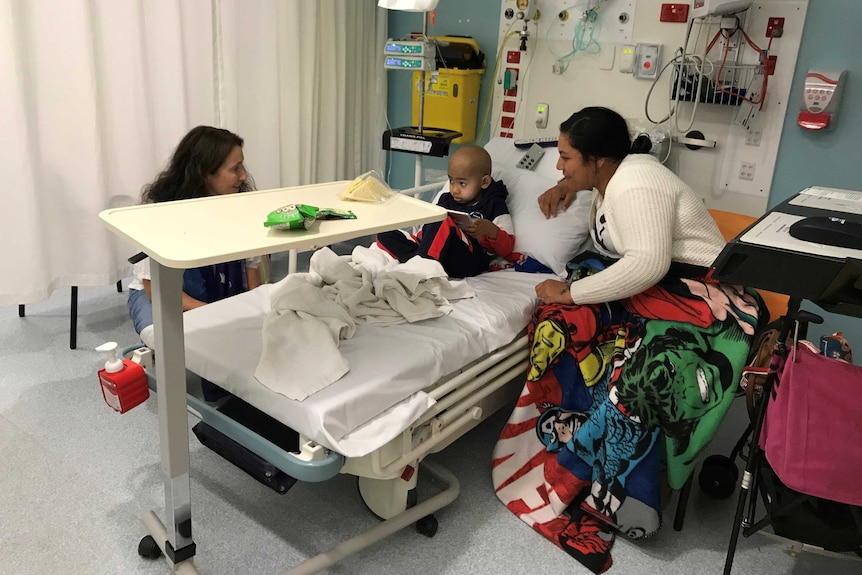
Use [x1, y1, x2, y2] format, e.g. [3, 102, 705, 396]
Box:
[492, 0, 808, 216]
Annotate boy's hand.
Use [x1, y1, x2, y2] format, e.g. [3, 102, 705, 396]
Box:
[466, 218, 498, 239]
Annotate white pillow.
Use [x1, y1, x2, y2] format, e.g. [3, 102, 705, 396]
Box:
[493, 165, 592, 276]
[483, 137, 562, 180]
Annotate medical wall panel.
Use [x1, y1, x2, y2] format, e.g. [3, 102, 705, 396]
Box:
[492, 0, 808, 216]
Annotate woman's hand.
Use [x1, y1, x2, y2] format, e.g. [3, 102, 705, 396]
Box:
[538, 180, 578, 219]
[466, 218, 498, 239]
[181, 293, 207, 311]
[535, 279, 574, 305]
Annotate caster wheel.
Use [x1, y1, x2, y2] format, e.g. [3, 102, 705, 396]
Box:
[138, 535, 162, 560]
[416, 514, 438, 537]
[698, 455, 738, 499]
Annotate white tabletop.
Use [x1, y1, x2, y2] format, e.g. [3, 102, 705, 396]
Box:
[99, 180, 447, 268]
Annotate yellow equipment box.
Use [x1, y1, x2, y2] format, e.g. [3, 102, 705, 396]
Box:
[412, 36, 485, 144]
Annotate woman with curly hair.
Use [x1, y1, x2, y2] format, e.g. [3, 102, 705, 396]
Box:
[127, 126, 261, 354]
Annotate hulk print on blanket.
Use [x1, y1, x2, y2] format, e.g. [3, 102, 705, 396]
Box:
[492, 254, 758, 573]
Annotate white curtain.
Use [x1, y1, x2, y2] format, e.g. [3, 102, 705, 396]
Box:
[0, 0, 386, 306]
[217, 0, 387, 190]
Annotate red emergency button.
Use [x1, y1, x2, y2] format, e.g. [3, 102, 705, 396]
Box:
[644, 61, 652, 69]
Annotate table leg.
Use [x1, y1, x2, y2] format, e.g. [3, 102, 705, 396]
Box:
[150, 262, 197, 566]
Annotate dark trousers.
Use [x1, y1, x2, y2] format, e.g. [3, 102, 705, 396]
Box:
[376, 218, 489, 278]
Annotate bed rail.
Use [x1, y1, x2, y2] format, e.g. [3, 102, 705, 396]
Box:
[341, 334, 530, 481]
[398, 180, 446, 201]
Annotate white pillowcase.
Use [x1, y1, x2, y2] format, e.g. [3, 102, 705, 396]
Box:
[483, 136, 562, 181]
[492, 165, 592, 276]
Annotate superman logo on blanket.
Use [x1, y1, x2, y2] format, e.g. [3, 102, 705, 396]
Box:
[492, 254, 759, 573]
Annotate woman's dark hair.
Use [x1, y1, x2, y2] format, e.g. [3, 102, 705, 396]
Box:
[559, 106, 652, 165]
[142, 126, 254, 203]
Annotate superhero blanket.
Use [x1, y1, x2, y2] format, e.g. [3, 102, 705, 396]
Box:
[492, 254, 759, 573]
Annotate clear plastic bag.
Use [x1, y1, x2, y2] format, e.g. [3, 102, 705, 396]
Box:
[339, 171, 394, 204]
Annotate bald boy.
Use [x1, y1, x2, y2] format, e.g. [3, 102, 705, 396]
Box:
[376, 145, 516, 278]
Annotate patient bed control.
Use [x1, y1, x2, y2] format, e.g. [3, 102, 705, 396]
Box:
[516, 143, 546, 171]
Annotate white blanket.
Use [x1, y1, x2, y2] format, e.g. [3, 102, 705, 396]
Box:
[254, 246, 474, 400]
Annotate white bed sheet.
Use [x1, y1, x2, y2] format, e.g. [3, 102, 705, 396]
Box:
[183, 269, 553, 458]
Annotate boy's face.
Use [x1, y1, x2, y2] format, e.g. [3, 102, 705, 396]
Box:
[448, 158, 489, 205]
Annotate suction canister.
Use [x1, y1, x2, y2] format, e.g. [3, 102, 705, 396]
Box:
[96, 342, 149, 413]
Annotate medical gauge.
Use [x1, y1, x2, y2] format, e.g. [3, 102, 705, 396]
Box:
[515, 0, 538, 21]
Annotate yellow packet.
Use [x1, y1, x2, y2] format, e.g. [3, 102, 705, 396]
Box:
[339, 171, 394, 204]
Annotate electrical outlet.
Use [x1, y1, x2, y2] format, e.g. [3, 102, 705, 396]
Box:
[660, 3, 689, 23]
[766, 17, 785, 38]
[739, 161, 756, 181]
[744, 129, 762, 147]
[765, 55, 777, 76]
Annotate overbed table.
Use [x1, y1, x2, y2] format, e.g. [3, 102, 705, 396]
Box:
[100, 181, 446, 573]
[711, 186, 862, 573]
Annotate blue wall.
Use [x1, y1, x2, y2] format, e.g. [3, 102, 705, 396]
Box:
[385, 0, 501, 190]
[386, 0, 862, 342]
[770, 1, 862, 343]
[771, 2, 861, 205]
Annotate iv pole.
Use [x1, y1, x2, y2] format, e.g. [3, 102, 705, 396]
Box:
[380, 0, 458, 192]
[414, 11, 428, 188]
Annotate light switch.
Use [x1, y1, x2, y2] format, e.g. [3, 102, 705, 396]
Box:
[620, 45, 635, 74]
[535, 103, 549, 129]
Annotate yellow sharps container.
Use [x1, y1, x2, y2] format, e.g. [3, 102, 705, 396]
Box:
[412, 36, 485, 144]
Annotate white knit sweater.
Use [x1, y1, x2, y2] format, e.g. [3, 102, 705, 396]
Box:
[568, 154, 725, 304]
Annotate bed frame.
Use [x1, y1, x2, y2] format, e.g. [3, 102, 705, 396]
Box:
[135, 333, 529, 574]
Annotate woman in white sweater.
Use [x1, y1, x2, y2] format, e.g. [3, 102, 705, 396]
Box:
[492, 107, 761, 574]
[534, 107, 726, 305]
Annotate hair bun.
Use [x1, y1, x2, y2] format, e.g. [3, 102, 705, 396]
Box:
[630, 134, 652, 155]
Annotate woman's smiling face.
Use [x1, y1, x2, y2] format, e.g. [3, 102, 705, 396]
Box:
[556, 133, 597, 194]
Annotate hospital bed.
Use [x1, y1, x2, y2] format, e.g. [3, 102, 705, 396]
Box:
[181, 265, 553, 539]
[101, 141, 590, 574]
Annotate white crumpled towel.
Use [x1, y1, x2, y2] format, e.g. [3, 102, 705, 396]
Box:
[254, 245, 474, 401]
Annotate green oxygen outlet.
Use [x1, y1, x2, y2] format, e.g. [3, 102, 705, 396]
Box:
[503, 69, 518, 90]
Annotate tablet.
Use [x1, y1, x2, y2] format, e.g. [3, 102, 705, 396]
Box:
[447, 209, 477, 230]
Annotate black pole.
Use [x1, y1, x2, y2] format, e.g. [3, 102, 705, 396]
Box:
[70, 286, 78, 350]
[723, 297, 801, 574]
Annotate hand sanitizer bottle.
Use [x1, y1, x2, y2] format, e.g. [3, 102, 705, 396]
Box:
[96, 342, 149, 413]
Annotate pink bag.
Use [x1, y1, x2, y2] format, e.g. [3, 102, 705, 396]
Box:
[761, 344, 862, 506]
